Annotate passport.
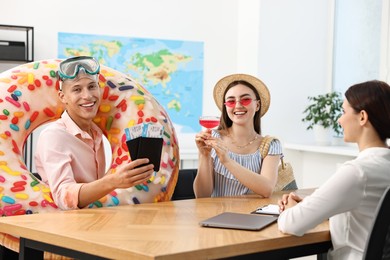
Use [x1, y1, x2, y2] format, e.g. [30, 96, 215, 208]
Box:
[126, 136, 163, 172]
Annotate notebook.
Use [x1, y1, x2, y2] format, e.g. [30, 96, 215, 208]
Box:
[251, 204, 280, 216]
[199, 212, 278, 231]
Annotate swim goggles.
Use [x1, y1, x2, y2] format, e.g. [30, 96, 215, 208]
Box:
[58, 56, 100, 80]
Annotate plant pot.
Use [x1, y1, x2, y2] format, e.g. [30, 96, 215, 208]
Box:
[313, 125, 332, 145]
[331, 135, 344, 146]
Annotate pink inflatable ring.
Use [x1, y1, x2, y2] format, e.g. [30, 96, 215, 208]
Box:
[0, 59, 180, 216]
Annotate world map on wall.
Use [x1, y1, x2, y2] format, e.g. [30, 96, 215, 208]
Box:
[58, 32, 204, 133]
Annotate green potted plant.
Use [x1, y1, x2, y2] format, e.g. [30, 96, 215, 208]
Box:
[302, 92, 343, 144]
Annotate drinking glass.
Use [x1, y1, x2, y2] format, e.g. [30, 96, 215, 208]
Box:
[199, 116, 220, 129]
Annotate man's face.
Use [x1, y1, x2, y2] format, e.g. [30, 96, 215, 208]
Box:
[58, 73, 101, 126]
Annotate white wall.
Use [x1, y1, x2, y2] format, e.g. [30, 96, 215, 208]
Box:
[0, 0, 384, 169]
[257, 0, 334, 143]
[333, 0, 382, 92]
[1, 0, 241, 154]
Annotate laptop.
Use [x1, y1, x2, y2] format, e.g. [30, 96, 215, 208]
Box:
[199, 212, 278, 231]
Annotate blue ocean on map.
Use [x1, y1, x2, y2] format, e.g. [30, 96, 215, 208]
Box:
[58, 32, 204, 133]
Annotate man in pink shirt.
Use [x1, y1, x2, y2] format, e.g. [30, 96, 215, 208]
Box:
[35, 56, 154, 210]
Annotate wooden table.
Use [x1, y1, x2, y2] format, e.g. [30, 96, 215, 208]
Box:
[0, 189, 331, 259]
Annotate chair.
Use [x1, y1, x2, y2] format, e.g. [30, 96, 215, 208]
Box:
[171, 169, 197, 200]
[0, 244, 18, 260]
[363, 186, 390, 260]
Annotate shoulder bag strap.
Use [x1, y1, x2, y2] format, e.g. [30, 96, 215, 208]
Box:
[260, 135, 286, 169]
[259, 135, 275, 158]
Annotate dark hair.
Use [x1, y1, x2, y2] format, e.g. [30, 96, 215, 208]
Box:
[217, 80, 262, 134]
[345, 80, 390, 140]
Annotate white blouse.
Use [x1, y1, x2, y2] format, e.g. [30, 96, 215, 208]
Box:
[278, 147, 390, 260]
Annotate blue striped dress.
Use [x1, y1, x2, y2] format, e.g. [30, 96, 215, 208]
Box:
[211, 130, 282, 197]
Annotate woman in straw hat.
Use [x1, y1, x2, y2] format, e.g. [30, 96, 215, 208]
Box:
[194, 74, 283, 198]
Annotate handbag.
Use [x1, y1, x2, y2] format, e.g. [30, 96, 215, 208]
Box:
[259, 136, 297, 191]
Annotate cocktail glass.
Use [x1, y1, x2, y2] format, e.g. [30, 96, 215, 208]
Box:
[199, 116, 220, 129]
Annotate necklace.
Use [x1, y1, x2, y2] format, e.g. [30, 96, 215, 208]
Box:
[229, 134, 259, 149]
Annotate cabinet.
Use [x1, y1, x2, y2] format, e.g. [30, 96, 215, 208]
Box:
[284, 143, 359, 188]
[0, 24, 34, 171]
[0, 24, 34, 62]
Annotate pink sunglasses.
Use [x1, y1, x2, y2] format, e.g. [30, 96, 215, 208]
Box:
[224, 97, 257, 107]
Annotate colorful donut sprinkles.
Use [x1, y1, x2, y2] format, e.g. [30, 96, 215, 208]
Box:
[0, 59, 179, 216]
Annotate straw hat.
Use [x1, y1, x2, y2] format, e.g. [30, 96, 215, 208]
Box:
[213, 74, 270, 117]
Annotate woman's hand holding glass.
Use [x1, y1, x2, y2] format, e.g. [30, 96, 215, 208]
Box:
[195, 129, 213, 155]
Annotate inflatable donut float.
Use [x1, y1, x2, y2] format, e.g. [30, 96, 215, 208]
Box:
[0, 59, 180, 216]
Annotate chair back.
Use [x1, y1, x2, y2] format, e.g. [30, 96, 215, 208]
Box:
[363, 186, 390, 260]
[171, 169, 197, 200]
